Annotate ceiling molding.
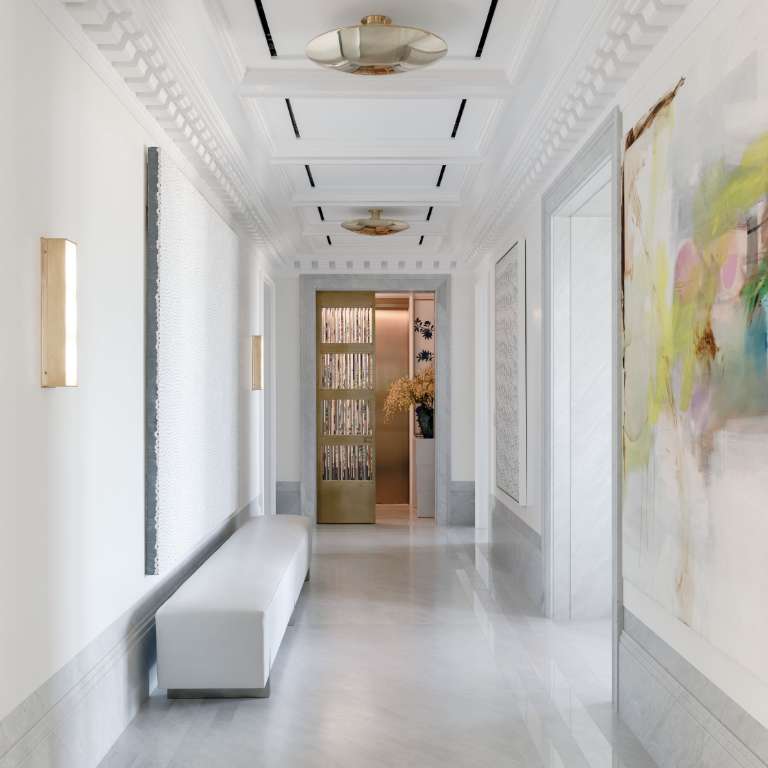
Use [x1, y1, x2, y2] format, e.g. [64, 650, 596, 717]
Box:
[309, 246, 444, 258]
[466, 0, 691, 264]
[62, 0, 287, 262]
[291, 189, 462, 206]
[474, 98, 506, 156]
[504, 0, 559, 81]
[287, 255, 456, 274]
[239, 67, 514, 99]
[201, 0, 245, 82]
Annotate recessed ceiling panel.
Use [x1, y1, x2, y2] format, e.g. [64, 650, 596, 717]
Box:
[314, 233, 428, 249]
[286, 164, 455, 191]
[217, 0, 536, 69]
[257, 98, 499, 156]
[289, 98, 465, 141]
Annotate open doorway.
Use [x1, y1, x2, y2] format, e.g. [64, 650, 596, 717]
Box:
[314, 287, 438, 525]
[304, 275, 450, 526]
[550, 164, 612, 627]
[542, 111, 621, 707]
[374, 292, 436, 525]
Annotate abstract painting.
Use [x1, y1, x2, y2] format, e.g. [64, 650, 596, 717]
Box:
[495, 241, 527, 505]
[623, 45, 768, 684]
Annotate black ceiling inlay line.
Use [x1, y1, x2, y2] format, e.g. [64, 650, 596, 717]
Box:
[254, 0, 277, 57]
[304, 164, 316, 188]
[426, 206, 434, 221]
[475, 0, 499, 58]
[451, 99, 467, 138]
[285, 98, 300, 138]
[326, 235, 332, 246]
[436, 165, 446, 187]
[419, 235, 425, 245]
[317, 206, 325, 221]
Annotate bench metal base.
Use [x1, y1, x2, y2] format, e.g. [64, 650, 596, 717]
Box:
[168, 681, 270, 699]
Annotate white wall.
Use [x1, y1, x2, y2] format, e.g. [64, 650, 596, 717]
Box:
[0, 0, 268, 722]
[474, 0, 768, 728]
[481, 200, 544, 535]
[275, 276, 301, 482]
[450, 274, 475, 481]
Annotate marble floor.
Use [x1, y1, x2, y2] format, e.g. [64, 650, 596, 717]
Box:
[99, 519, 657, 768]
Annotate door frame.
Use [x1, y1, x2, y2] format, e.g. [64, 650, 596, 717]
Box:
[541, 108, 623, 707]
[262, 274, 277, 515]
[300, 275, 451, 525]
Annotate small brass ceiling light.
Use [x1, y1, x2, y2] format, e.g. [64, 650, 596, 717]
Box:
[305, 15, 447, 75]
[341, 209, 410, 236]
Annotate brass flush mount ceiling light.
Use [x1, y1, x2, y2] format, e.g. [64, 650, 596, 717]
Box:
[305, 15, 448, 75]
[341, 209, 410, 236]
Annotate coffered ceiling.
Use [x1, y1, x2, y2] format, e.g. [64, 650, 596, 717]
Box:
[63, 0, 691, 272]
[223, 0, 530, 270]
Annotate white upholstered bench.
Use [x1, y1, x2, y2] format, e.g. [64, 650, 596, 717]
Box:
[156, 514, 311, 698]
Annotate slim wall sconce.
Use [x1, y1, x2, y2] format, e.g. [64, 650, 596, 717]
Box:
[41, 238, 78, 387]
[251, 335, 263, 390]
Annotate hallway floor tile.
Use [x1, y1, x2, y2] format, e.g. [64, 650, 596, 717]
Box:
[100, 521, 657, 767]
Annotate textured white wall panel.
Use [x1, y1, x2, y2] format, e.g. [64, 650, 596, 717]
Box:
[150, 148, 240, 573]
[494, 242, 527, 505]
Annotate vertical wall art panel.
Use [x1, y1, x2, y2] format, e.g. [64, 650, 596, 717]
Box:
[495, 242, 527, 505]
[145, 147, 239, 574]
[622, 14, 768, 691]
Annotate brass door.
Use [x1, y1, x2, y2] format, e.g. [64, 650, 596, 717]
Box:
[316, 292, 376, 523]
[374, 297, 410, 503]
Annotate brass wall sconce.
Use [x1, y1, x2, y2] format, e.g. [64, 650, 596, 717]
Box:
[251, 335, 263, 390]
[41, 238, 78, 387]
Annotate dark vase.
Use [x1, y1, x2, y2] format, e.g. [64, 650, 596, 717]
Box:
[416, 405, 434, 439]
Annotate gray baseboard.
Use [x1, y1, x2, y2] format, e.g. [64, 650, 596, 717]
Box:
[619, 611, 768, 768]
[0, 503, 255, 768]
[488, 496, 543, 609]
[276, 481, 301, 516]
[447, 481, 475, 526]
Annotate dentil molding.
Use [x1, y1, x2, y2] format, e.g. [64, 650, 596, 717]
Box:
[62, 0, 285, 262]
[467, 0, 690, 265]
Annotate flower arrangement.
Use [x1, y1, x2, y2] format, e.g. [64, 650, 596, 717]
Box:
[413, 318, 435, 363]
[383, 366, 435, 438]
[413, 318, 434, 339]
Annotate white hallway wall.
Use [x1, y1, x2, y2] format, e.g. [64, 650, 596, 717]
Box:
[276, 274, 475, 486]
[474, 0, 768, 729]
[0, 0, 269, 723]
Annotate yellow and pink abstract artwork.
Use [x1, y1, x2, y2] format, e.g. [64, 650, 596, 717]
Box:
[622, 48, 768, 687]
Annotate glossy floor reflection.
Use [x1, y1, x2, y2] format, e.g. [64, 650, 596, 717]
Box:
[100, 520, 657, 768]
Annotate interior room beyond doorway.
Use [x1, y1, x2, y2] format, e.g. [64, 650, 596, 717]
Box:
[374, 292, 435, 525]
